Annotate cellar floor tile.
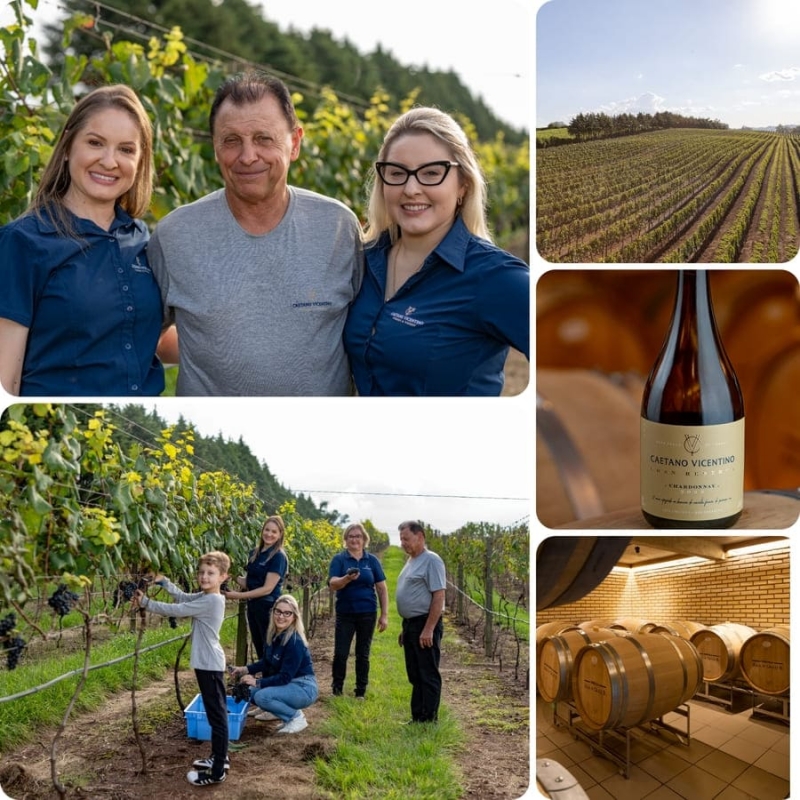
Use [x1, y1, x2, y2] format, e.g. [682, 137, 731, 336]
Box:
[712, 785, 762, 800]
[640, 786, 685, 800]
[717, 736, 768, 764]
[767, 734, 790, 755]
[734, 720, 785, 747]
[752, 748, 790, 781]
[730, 764, 790, 800]
[693, 749, 749, 783]
[637, 748, 692, 784]
[561, 738, 595, 764]
[563, 762, 597, 790]
[665, 737, 714, 765]
[545, 726, 578, 747]
[539, 746, 576, 768]
[691, 725, 736, 748]
[576, 754, 621, 783]
[597, 763, 660, 800]
[585, 783, 616, 800]
[664, 764, 727, 800]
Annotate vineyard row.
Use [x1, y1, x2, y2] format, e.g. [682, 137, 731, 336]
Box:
[536, 129, 800, 263]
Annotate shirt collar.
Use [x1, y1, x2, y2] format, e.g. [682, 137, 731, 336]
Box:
[371, 215, 471, 274]
[33, 203, 140, 236]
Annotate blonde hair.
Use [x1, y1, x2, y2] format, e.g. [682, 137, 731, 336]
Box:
[266, 594, 308, 645]
[199, 551, 231, 575]
[365, 106, 491, 244]
[343, 522, 370, 548]
[30, 85, 154, 237]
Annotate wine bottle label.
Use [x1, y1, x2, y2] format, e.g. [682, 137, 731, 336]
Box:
[641, 418, 745, 522]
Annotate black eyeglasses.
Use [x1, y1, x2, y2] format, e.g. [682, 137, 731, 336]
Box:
[273, 608, 294, 618]
[375, 160, 460, 186]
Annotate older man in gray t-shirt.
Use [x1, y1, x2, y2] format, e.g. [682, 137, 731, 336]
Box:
[395, 520, 446, 723]
[149, 71, 363, 396]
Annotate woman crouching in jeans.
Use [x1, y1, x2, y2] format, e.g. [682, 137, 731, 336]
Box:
[229, 595, 318, 733]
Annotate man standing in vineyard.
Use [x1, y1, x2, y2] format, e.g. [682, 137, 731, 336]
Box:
[395, 520, 446, 723]
[148, 70, 363, 396]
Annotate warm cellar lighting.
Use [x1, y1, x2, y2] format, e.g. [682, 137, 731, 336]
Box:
[726, 539, 788, 557]
[632, 556, 707, 572]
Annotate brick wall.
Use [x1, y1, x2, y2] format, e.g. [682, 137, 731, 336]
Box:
[536, 543, 789, 631]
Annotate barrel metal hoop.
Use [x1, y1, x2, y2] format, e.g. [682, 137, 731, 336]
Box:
[626, 634, 656, 725]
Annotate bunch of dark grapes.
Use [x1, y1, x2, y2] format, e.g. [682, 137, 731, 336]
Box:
[230, 680, 250, 703]
[48, 584, 79, 617]
[5, 635, 25, 670]
[118, 581, 138, 602]
[168, 617, 177, 629]
[0, 613, 16, 637]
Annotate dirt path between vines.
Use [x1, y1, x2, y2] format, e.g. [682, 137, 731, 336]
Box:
[0, 612, 529, 800]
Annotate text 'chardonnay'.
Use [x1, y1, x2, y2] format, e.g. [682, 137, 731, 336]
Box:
[641, 270, 744, 528]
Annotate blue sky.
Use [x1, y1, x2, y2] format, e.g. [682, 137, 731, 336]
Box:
[536, 0, 800, 128]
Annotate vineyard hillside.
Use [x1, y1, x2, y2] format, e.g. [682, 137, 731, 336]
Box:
[536, 128, 800, 263]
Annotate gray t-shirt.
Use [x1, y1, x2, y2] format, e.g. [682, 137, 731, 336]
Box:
[395, 549, 447, 619]
[140, 578, 226, 672]
[148, 186, 363, 396]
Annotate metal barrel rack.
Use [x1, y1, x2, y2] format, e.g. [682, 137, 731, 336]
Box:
[751, 693, 790, 726]
[553, 700, 692, 779]
[693, 679, 754, 713]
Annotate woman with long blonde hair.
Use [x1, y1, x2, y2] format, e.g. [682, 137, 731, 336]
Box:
[230, 594, 318, 732]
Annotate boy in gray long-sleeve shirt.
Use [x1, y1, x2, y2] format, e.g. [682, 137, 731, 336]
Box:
[135, 551, 231, 786]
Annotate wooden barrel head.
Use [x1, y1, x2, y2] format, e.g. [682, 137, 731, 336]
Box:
[740, 627, 790, 696]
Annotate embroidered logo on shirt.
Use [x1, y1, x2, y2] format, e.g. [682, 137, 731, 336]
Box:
[390, 308, 425, 327]
[292, 289, 333, 309]
[131, 257, 152, 274]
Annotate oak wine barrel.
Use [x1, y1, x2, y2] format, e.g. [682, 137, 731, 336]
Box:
[690, 623, 757, 683]
[536, 536, 630, 611]
[572, 632, 703, 731]
[610, 618, 658, 634]
[537, 627, 620, 703]
[739, 626, 790, 696]
[650, 621, 707, 640]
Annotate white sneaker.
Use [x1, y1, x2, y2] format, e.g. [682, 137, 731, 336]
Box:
[254, 710, 279, 721]
[277, 712, 308, 734]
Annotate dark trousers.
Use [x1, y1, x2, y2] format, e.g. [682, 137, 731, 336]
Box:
[195, 669, 228, 779]
[332, 611, 377, 696]
[401, 615, 443, 722]
[246, 597, 274, 659]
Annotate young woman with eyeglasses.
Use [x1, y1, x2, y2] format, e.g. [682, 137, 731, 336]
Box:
[229, 594, 318, 733]
[343, 106, 529, 396]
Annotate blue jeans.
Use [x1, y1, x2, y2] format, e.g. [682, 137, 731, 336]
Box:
[251, 674, 318, 722]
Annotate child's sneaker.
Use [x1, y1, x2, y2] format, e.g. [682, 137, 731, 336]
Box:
[186, 769, 226, 786]
[191, 756, 230, 771]
[276, 711, 308, 734]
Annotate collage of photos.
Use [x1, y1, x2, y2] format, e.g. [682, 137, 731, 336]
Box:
[536, 1, 798, 800]
[0, 0, 532, 799]
[2, 0, 800, 798]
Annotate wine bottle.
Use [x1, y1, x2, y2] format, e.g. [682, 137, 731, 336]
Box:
[640, 270, 744, 528]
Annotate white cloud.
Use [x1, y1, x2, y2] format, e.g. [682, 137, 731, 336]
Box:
[597, 91, 666, 114]
[760, 67, 800, 82]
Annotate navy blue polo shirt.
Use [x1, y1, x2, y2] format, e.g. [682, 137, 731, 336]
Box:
[328, 550, 386, 614]
[0, 206, 164, 396]
[342, 216, 530, 396]
[245, 547, 288, 602]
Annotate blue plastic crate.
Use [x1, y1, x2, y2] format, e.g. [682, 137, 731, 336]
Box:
[184, 693, 249, 741]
